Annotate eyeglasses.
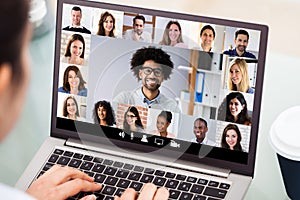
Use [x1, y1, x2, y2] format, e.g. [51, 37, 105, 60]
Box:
[141, 67, 163, 77]
[126, 114, 136, 118]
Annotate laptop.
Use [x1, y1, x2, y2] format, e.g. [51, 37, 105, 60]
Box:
[16, 0, 268, 199]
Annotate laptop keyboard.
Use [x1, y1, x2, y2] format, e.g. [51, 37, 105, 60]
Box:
[36, 148, 231, 200]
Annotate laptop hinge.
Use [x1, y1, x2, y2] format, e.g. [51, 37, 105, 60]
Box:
[66, 138, 231, 178]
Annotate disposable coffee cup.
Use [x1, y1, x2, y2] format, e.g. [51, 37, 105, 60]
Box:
[269, 106, 300, 200]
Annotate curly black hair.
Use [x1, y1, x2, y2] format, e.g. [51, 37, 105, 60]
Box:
[130, 46, 174, 80]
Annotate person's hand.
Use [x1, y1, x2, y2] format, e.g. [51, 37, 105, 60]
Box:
[114, 183, 169, 200]
[26, 165, 102, 200]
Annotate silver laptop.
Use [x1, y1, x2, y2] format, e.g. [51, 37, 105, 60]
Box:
[16, 0, 268, 199]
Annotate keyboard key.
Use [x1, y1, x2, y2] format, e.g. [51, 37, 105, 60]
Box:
[179, 192, 193, 200]
[116, 169, 129, 178]
[94, 193, 105, 200]
[153, 177, 166, 186]
[115, 188, 125, 197]
[94, 174, 106, 183]
[198, 178, 208, 185]
[42, 163, 54, 171]
[105, 196, 114, 200]
[144, 168, 155, 174]
[204, 187, 227, 199]
[219, 183, 230, 190]
[207, 197, 220, 200]
[190, 184, 205, 194]
[154, 170, 165, 176]
[54, 149, 64, 155]
[193, 194, 207, 200]
[123, 164, 134, 170]
[36, 171, 45, 179]
[48, 154, 59, 163]
[102, 186, 116, 195]
[113, 161, 124, 168]
[128, 172, 142, 181]
[57, 156, 70, 165]
[117, 179, 131, 188]
[129, 182, 143, 191]
[165, 179, 179, 189]
[187, 176, 197, 183]
[80, 161, 94, 170]
[92, 164, 105, 173]
[104, 176, 118, 186]
[169, 190, 180, 199]
[63, 151, 74, 157]
[176, 174, 187, 181]
[103, 159, 113, 166]
[104, 167, 117, 176]
[178, 182, 192, 191]
[93, 157, 103, 163]
[73, 153, 83, 159]
[208, 181, 219, 187]
[133, 166, 144, 172]
[166, 172, 176, 178]
[83, 155, 94, 161]
[68, 159, 82, 168]
[140, 174, 154, 183]
[84, 171, 94, 177]
[77, 192, 93, 199]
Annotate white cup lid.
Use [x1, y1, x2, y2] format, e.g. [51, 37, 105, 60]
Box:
[269, 106, 300, 161]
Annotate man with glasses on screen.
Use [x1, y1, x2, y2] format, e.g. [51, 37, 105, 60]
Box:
[113, 46, 180, 113]
[124, 15, 152, 43]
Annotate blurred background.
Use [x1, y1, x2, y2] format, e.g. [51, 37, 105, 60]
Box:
[1, 0, 299, 199]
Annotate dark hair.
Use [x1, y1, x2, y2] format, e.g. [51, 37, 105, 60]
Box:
[64, 34, 85, 59]
[94, 100, 115, 126]
[62, 96, 80, 117]
[200, 25, 215, 38]
[235, 29, 249, 41]
[97, 11, 116, 37]
[130, 46, 174, 80]
[62, 65, 86, 92]
[158, 111, 172, 123]
[133, 15, 145, 24]
[123, 106, 144, 131]
[194, 117, 207, 127]
[221, 123, 242, 151]
[72, 6, 82, 13]
[225, 92, 251, 125]
[0, 0, 29, 84]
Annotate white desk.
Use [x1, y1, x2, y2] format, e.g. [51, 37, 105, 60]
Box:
[1, 0, 299, 199]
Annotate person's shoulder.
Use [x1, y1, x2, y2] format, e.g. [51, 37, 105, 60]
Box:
[167, 132, 176, 138]
[223, 49, 233, 55]
[62, 26, 70, 31]
[82, 27, 91, 34]
[123, 29, 133, 39]
[78, 88, 88, 96]
[247, 87, 255, 94]
[113, 89, 136, 103]
[205, 138, 216, 146]
[58, 87, 68, 93]
[175, 42, 188, 49]
[245, 51, 256, 59]
[0, 183, 35, 200]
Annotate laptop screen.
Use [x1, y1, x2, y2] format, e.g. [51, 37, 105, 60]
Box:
[52, 0, 268, 176]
